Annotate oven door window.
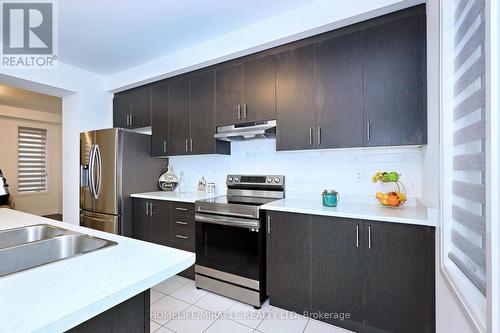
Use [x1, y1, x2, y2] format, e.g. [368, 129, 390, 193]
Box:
[196, 221, 260, 281]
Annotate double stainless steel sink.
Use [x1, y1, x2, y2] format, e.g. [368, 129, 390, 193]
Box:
[0, 224, 116, 278]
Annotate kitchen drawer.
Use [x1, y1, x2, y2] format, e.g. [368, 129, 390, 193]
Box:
[172, 228, 195, 252]
[172, 218, 195, 232]
[171, 202, 194, 221]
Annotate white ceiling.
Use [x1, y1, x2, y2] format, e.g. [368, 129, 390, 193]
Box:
[59, 0, 317, 75]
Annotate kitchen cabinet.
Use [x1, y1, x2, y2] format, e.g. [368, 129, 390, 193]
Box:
[132, 199, 152, 242]
[363, 220, 435, 333]
[266, 211, 311, 311]
[113, 87, 152, 129]
[190, 71, 218, 155]
[315, 31, 364, 149]
[132, 199, 195, 279]
[275, 44, 316, 151]
[363, 11, 426, 146]
[151, 82, 169, 157]
[216, 55, 276, 125]
[132, 199, 170, 246]
[311, 216, 365, 332]
[168, 77, 191, 156]
[265, 211, 435, 333]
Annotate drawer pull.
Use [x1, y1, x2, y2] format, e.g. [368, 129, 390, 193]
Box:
[175, 221, 188, 225]
[175, 234, 188, 239]
[175, 207, 188, 211]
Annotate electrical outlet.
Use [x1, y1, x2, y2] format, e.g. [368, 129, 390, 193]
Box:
[356, 170, 363, 182]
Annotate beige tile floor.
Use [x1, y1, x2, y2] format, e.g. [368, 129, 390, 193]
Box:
[150, 275, 353, 333]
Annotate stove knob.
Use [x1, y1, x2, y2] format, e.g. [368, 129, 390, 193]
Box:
[228, 177, 233, 182]
[274, 177, 281, 184]
[267, 177, 272, 183]
[234, 177, 240, 182]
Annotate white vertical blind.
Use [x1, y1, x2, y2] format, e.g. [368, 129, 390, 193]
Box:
[18, 127, 48, 193]
[449, 0, 486, 295]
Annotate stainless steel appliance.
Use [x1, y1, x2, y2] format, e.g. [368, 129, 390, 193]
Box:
[214, 120, 276, 141]
[195, 174, 285, 308]
[80, 128, 164, 236]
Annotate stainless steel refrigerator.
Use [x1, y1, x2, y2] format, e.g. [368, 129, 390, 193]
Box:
[80, 128, 164, 236]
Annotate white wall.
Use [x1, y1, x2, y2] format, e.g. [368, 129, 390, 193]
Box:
[0, 63, 113, 224]
[168, 140, 422, 198]
[0, 106, 62, 215]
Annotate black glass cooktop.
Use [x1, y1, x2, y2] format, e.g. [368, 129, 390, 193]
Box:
[198, 195, 278, 206]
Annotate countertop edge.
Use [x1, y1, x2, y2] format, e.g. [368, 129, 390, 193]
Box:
[37, 256, 195, 333]
[261, 204, 435, 228]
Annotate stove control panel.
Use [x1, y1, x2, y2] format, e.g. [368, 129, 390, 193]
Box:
[226, 175, 285, 188]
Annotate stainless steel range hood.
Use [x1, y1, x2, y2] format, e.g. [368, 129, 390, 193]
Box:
[214, 120, 276, 141]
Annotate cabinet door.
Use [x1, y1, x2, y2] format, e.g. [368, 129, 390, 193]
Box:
[363, 12, 426, 146]
[190, 71, 216, 154]
[215, 64, 243, 125]
[151, 82, 169, 156]
[363, 221, 435, 333]
[275, 45, 316, 151]
[129, 87, 151, 128]
[168, 77, 191, 155]
[267, 212, 311, 311]
[242, 55, 275, 122]
[316, 32, 364, 149]
[151, 200, 171, 246]
[132, 199, 152, 242]
[113, 93, 130, 128]
[311, 216, 365, 331]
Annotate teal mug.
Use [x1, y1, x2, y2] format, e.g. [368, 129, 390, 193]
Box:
[322, 190, 340, 207]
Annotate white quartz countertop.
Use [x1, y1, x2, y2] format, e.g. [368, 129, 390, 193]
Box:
[261, 193, 435, 227]
[0, 209, 195, 333]
[130, 191, 215, 203]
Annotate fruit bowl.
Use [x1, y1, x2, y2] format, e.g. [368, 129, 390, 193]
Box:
[372, 171, 407, 207]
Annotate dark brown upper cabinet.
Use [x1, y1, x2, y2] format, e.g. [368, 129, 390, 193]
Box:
[315, 31, 364, 149]
[113, 87, 152, 129]
[166, 71, 230, 157]
[275, 44, 316, 151]
[363, 11, 426, 147]
[168, 77, 191, 156]
[216, 55, 276, 125]
[151, 82, 169, 157]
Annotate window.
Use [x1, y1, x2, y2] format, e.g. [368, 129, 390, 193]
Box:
[441, 0, 489, 329]
[17, 127, 48, 193]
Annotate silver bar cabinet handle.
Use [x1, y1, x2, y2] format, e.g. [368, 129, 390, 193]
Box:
[175, 221, 188, 225]
[145, 202, 149, 216]
[368, 225, 372, 249]
[175, 235, 188, 240]
[237, 104, 241, 119]
[356, 224, 359, 248]
[190, 138, 193, 152]
[185, 139, 189, 152]
[129, 114, 133, 127]
[267, 215, 271, 235]
[126, 114, 129, 127]
[243, 104, 247, 119]
[366, 121, 371, 142]
[150, 202, 154, 216]
[309, 128, 313, 146]
[163, 140, 167, 154]
[175, 207, 188, 211]
[317, 127, 321, 145]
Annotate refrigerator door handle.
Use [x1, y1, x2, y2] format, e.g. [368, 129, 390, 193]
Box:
[94, 144, 102, 199]
[88, 145, 96, 199]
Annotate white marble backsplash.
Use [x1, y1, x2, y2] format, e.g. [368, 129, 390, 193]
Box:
[168, 138, 422, 198]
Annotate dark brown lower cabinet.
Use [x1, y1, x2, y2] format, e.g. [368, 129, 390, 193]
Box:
[266, 211, 435, 333]
[67, 290, 150, 333]
[133, 199, 195, 279]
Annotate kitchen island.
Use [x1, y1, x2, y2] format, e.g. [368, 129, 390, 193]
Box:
[0, 208, 195, 333]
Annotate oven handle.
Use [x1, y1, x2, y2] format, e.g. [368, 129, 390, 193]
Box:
[195, 213, 260, 230]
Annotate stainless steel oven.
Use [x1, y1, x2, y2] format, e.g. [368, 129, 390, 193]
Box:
[195, 175, 284, 308]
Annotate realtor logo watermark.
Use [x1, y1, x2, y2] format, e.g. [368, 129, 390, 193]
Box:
[1, 0, 58, 68]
